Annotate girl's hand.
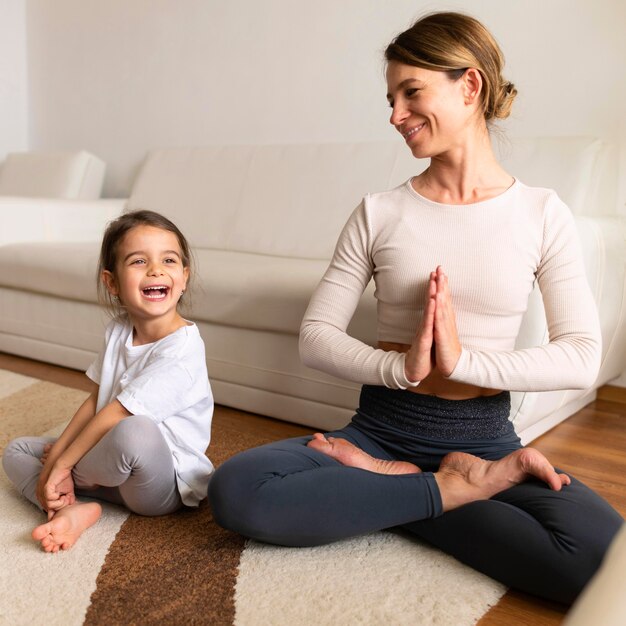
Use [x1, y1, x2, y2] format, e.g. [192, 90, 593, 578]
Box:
[41, 464, 76, 512]
[404, 271, 437, 383]
[433, 266, 462, 376]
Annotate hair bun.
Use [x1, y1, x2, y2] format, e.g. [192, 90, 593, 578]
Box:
[493, 80, 517, 120]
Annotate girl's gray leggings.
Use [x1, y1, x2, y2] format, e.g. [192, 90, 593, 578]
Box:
[3, 414, 182, 516]
[209, 386, 624, 605]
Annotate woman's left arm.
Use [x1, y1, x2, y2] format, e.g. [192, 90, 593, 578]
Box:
[444, 198, 601, 391]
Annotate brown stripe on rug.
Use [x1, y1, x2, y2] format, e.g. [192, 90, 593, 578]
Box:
[84, 416, 274, 626]
[0, 379, 89, 453]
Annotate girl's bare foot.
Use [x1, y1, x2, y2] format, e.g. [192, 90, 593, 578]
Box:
[307, 433, 421, 475]
[32, 502, 102, 553]
[435, 448, 571, 512]
[40, 443, 53, 465]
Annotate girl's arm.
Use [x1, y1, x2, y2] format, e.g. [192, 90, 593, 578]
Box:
[42, 399, 131, 511]
[42, 384, 99, 468]
[54, 399, 131, 469]
[37, 385, 99, 508]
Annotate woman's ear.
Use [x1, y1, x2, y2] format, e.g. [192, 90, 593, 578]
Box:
[462, 68, 483, 106]
[102, 270, 118, 296]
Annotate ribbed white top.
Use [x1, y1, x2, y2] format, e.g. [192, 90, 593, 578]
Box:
[299, 179, 601, 392]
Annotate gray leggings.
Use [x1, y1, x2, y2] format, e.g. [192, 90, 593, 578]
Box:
[3, 414, 182, 516]
[209, 386, 624, 605]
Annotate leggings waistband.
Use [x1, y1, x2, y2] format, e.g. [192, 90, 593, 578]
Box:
[354, 385, 512, 441]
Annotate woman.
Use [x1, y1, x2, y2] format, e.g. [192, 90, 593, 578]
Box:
[209, 12, 623, 604]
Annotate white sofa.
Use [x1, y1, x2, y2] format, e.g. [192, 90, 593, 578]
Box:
[0, 138, 624, 443]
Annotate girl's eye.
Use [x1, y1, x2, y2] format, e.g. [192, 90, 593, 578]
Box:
[130, 259, 145, 265]
[164, 258, 177, 264]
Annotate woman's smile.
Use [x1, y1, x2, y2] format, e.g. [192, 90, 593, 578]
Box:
[402, 122, 426, 143]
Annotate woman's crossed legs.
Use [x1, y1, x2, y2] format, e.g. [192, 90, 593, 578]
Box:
[209, 425, 623, 604]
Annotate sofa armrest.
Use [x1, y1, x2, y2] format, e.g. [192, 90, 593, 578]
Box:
[0, 150, 106, 200]
[0, 197, 126, 246]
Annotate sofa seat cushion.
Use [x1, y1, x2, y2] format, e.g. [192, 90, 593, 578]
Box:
[0, 243, 376, 338]
[191, 249, 329, 334]
[0, 242, 100, 302]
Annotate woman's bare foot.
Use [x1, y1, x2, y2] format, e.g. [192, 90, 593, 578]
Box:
[307, 433, 421, 475]
[32, 502, 102, 553]
[435, 448, 571, 512]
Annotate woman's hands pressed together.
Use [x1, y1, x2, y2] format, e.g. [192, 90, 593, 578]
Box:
[405, 266, 462, 383]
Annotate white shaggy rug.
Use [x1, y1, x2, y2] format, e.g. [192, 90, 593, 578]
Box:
[235, 533, 505, 626]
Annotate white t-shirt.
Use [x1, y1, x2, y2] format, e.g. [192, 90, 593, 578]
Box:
[87, 318, 214, 506]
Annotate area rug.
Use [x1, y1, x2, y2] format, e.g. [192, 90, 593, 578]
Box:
[0, 368, 506, 625]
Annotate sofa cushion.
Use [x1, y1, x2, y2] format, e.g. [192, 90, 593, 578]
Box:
[127, 138, 612, 262]
[127, 142, 424, 259]
[0, 151, 106, 199]
[0, 242, 100, 303]
[0, 242, 376, 337]
[495, 137, 614, 216]
[190, 249, 376, 337]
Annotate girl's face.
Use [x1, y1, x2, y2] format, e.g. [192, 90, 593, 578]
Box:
[102, 225, 189, 325]
[385, 61, 482, 159]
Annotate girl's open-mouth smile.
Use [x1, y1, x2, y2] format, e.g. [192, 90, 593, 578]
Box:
[141, 285, 170, 300]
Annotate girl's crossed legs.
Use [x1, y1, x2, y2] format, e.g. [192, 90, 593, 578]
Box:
[3, 414, 182, 551]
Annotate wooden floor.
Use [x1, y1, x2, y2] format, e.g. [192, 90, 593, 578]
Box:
[1, 351, 624, 625]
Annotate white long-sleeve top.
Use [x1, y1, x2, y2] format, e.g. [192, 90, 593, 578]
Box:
[299, 179, 601, 392]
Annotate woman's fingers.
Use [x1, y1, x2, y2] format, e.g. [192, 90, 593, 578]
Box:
[433, 266, 462, 376]
[404, 275, 437, 383]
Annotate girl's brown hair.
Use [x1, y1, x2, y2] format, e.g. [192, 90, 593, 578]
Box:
[97, 209, 193, 317]
[385, 12, 517, 121]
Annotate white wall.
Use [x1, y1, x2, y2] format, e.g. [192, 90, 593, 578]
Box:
[0, 0, 28, 160]
[23, 0, 626, 205]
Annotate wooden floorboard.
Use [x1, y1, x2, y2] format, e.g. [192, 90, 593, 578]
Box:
[1, 352, 624, 625]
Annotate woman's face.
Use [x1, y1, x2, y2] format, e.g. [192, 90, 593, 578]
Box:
[386, 61, 479, 159]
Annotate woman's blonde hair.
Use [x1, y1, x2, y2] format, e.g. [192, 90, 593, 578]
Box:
[385, 12, 517, 121]
[97, 209, 193, 318]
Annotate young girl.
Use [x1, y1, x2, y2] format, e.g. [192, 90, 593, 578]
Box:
[3, 210, 214, 552]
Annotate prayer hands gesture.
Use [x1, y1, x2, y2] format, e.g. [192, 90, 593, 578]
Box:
[404, 266, 462, 383]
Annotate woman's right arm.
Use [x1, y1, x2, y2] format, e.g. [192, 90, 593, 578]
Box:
[299, 201, 420, 389]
